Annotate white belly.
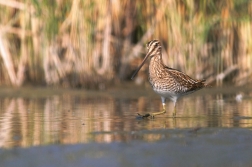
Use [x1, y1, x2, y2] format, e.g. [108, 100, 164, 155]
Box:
[153, 88, 179, 103]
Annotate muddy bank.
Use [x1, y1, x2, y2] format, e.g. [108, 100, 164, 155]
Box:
[1, 128, 252, 167]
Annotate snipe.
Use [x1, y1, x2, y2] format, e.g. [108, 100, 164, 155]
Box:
[131, 40, 208, 118]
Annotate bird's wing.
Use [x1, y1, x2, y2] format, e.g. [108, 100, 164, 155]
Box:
[165, 67, 205, 93]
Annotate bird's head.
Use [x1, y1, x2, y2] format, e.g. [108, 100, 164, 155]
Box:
[146, 40, 162, 58]
[131, 40, 161, 79]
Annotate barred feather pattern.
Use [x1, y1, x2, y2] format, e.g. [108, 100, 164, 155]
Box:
[147, 40, 206, 101]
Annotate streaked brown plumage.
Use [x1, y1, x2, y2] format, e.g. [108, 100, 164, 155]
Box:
[131, 40, 207, 118]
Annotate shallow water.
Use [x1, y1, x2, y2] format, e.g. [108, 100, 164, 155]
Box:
[0, 86, 252, 166]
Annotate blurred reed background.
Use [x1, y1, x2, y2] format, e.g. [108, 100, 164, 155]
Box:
[0, 0, 251, 88]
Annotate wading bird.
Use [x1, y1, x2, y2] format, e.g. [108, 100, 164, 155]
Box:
[131, 40, 208, 118]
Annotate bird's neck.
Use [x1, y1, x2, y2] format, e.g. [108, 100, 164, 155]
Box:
[149, 52, 164, 67]
[149, 52, 165, 78]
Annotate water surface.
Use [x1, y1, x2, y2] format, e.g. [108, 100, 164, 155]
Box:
[1, 86, 252, 167]
[0, 86, 251, 148]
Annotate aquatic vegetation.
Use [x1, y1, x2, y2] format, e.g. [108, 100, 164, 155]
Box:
[0, 0, 251, 87]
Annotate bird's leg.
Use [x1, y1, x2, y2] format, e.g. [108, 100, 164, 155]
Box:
[137, 97, 166, 119]
[148, 103, 166, 118]
[137, 104, 166, 118]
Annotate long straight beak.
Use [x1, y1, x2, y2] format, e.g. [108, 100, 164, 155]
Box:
[131, 52, 150, 80]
